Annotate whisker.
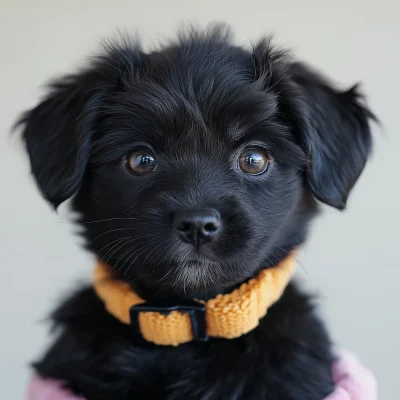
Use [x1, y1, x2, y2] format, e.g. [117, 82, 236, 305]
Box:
[105, 240, 135, 265]
[112, 240, 144, 269]
[122, 247, 149, 276]
[100, 237, 135, 262]
[290, 236, 308, 255]
[276, 245, 309, 280]
[111, 238, 152, 275]
[90, 228, 143, 244]
[81, 217, 141, 224]
[117, 244, 145, 273]
[293, 255, 309, 280]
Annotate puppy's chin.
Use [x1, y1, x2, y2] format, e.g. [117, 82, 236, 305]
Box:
[161, 259, 245, 293]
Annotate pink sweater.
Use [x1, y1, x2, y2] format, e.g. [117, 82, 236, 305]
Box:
[27, 350, 377, 400]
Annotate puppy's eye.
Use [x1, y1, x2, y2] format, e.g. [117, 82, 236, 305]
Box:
[127, 150, 157, 174]
[238, 149, 270, 175]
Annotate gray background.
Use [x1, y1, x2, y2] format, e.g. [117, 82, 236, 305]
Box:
[1, 1, 398, 398]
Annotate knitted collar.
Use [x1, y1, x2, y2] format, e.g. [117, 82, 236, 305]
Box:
[93, 255, 296, 346]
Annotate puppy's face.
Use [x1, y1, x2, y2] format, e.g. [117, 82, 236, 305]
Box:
[18, 30, 374, 294]
[78, 70, 305, 292]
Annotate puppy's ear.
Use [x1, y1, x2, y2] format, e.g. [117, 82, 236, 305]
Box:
[253, 41, 376, 209]
[16, 71, 103, 208]
[289, 63, 376, 209]
[15, 44, 142, 208]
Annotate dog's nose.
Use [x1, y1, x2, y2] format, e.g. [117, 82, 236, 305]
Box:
[173, 209, 221, 247]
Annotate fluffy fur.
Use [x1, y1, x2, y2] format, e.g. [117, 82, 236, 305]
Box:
[17, 25, 375, 399]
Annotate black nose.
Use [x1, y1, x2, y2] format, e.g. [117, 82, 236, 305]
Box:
[173, 209, 221, 247]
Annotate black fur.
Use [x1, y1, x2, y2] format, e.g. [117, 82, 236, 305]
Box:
[17, 26, 375, 399]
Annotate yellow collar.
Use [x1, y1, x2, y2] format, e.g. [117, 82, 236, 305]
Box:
[93, 255, 296, 346]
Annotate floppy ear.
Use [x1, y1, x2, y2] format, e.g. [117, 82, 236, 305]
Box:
[15, 43, 142, 208]
[252, 41, 376, 209]
[289, 62, 376, 209]
[16, 71, 104, 208]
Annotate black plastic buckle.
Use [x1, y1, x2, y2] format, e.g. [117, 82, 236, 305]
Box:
[130, 299, 208, 342]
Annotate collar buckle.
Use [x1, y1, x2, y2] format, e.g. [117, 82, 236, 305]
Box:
[130, 299, 208, 342]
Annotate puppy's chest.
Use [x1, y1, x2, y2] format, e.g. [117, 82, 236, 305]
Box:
[37, 286, 334, 400]
[116, 342, 283, 400]
[112, 333, 332, 400]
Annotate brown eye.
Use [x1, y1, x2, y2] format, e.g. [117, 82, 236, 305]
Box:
[238, 149, 270, 175]
[127, 150, 157, 174]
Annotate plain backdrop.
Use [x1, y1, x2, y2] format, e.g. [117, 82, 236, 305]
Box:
[0, 1, 398, 399]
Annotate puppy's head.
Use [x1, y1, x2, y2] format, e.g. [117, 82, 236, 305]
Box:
[17, 28, 375, 295]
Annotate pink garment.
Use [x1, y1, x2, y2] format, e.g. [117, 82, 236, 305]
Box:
[27, 350, 377, 400]
[27, 378, 84, 400]
[325, 350, 377, 400]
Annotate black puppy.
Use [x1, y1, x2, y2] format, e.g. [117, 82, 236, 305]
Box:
[18, 26, 375, 400]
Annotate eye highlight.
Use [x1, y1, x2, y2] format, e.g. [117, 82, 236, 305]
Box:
[238, 148, 271, 175]
[127, 150, 157, 174]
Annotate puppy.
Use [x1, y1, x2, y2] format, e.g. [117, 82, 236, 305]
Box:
[17, 26, 375, 400]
